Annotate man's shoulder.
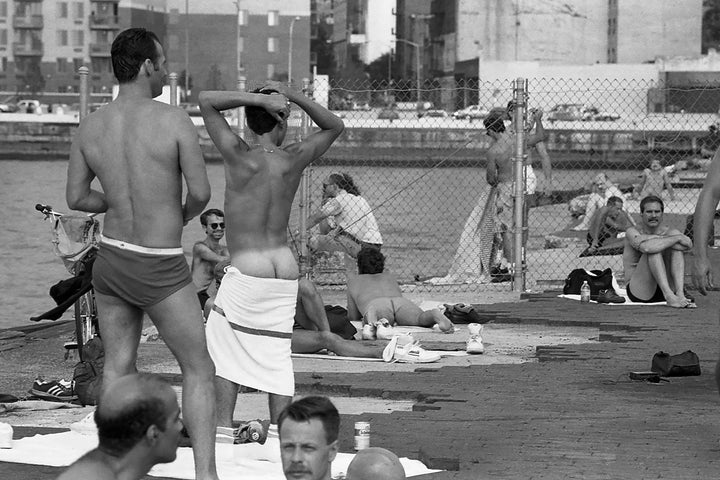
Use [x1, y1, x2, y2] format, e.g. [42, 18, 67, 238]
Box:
[59, 451, 115, 479]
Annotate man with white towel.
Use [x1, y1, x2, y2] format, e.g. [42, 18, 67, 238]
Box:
[198, 81, 344, 449]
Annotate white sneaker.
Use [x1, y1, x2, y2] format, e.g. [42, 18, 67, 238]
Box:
[70, 411, 97, 436]
[375, 318, 395, 340]
[466, 323, 484, 354]
[385, 337, 440, 363]
[361, 323, 376, 340]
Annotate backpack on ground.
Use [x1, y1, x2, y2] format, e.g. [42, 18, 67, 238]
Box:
[72, 336, 104, 406]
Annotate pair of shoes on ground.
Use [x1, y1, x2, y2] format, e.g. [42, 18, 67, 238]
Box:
[442, 303, 485, 324]
[216, 421, 265, 444]
[596, 288, 626, 304]
[361, 318, 394, 340]
[466, 323, 485, 354]
[382, 335, 440, 363]
[490, 266, 512, 283]
[30, 377, 77, 402]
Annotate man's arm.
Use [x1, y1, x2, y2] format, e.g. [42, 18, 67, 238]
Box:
[693, 150, 720, 294]
[306, 198, 342, 230]
[525, 109, 547, 147]
[193, 242, 229, 263]
[175, 110, 210, 224]
[587, 208, 606, 249]
[198, 90, 289, 161]
[66, 125, 108, 213]
[627, 227, 692, 254]
[266, 82, 345, 169]
[534, 141, 552, 194]
[662, 170, 675, 201]
[346, 288, 362, 323]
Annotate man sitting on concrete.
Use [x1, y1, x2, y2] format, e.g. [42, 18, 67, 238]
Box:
[347, 247, 455, 336]
[586, 196, 633, 252]
[623, 195, 695, 308]
[57, 373, 182, 480]
[346, 447, 407, 480]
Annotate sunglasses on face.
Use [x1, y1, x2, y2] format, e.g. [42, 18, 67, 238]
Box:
[209, 222, 225, 230]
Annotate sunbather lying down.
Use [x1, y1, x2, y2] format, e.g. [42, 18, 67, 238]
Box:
[209, 261, 440, 363]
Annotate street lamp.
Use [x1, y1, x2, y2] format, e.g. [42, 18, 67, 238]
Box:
[233, 1, 243, 83]
[184, 0, 189, 100]
[288, 16, 301, 85]
[394, 38, 420, 106]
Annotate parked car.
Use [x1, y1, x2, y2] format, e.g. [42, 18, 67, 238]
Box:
[377, 108, 400, 120]
[547, 103, 620, 122]
[17, 99, 42, 114]
[582, 105, 620, 121]
[417, 108, 448, 119]
[0, 102, 19, 113]
[351, 101, 371, 111]
[452, 105, 489, 120]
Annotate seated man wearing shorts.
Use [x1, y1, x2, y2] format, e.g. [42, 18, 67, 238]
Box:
[347, 247, 454, 332]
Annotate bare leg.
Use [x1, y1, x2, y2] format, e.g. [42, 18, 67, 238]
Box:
[214, 376, 239, 428]
[292, 330, 385, 358]
[146, 283, 219, 480]
[268, 394, 292, 424]
[666, 249, 688, 300]
[392, 299, 454, 332]
[501, 231, 512, 264]
[418, 310, 455, 332]
[95, 292, 144, 389]
[296, 278, 330, 331]
[629, 252, 686, 308]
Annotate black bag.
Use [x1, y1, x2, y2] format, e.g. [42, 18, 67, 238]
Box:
[324, 305, 357, 340]
[73, 336, 105, 406]
[651, 350, 701, 377]
[563, 268, 614, 299]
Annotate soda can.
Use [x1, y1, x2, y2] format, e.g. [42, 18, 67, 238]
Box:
[354, 421, 370, 450]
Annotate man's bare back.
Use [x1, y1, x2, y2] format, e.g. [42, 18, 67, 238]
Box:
[347, 272, 403, 316]
[485, 133, 515, 186]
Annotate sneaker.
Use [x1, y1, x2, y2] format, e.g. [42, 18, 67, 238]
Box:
[30, 377, 78, 402]
[596, 288, 625, 304]
[466, 323, 485, 354]
[70, 411, 97, 435]
[375, 318, 395, 340]
[386, 338, 440, 363]
[361, 323, 376, 340]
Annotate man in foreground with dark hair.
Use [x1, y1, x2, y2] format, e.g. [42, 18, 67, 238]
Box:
[278, 396, 339, 480]
[346, 447, 407, 480]
[65, 27, 219, 479]
[623, 195, 695, 308]
[199, 81, 344, 449]
[57, 374, 183, 480]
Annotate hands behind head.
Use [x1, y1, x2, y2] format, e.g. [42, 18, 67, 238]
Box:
[258, 86, 291, 123]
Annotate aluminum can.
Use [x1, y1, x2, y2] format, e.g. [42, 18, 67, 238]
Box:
[354, 421, 370, 450]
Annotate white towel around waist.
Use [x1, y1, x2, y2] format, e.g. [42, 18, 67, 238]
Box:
[205, 267, 299, 396]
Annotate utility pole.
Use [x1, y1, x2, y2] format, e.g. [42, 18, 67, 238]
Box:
[184, 0, 189, 100]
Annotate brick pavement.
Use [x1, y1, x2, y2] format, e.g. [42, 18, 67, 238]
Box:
[1, 291, 719, 479]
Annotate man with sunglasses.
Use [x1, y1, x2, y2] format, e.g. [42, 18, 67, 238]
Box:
[192, 209, 229, 311]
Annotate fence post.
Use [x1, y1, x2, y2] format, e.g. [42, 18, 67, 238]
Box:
[236, 76, 246, 135]
[78, 66, 89, 121]
[298, 77, 312, 276]
[512, 78, 526, 292]
[169, 72, 178, 106]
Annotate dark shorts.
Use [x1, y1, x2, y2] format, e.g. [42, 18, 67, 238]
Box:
[197, 289, 210, 310]
[626, 283, 665, 303]
[93, 241, 193, 308]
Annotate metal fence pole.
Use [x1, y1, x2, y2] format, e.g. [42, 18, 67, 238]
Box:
[236, 76, 246, 135]
[512, 78, 526, 292]
[169, 72, 178, 106]
[298, 77, 312, 276]
[78, 66, 89, 121]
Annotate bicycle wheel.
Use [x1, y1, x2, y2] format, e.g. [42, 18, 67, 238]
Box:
[73, 290, 97, 361]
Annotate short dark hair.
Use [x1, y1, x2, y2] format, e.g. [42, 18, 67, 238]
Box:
[357, 246, 385, 274]
[483, 110, 506, 134]
[200, 208, 224, 226]
[246, 88, 280, 135]
[95, 374, 171, 456]
[640, 195, 664, 213]
[606, 196, 623, 206]
[329, 173, 361, 195]
[111, 28, 161, 84]
[277, 396, 339, 444]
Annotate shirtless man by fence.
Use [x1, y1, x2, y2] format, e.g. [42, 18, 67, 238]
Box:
[199, 81, 344, 449]
[65, 28, 219, 480]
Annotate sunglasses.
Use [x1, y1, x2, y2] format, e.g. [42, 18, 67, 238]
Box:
[209, 222, 225, 230]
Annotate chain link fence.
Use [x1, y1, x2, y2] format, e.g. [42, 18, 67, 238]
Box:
[208, 76, 719, 292]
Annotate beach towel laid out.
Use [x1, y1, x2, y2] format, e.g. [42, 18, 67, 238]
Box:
[206, 267, 298, 396]
[292, 349, 469, 362]
[559, 289, 667, 306]
[0, 400, 84, 415]
[0, 431, 439, 479]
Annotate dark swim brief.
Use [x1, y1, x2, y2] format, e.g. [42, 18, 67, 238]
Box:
[197, 289, 210, 310]
[626, 284, 665, 303]
[93, 238, 192, 308]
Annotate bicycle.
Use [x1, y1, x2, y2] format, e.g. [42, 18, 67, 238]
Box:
[31, 203, 101, 360]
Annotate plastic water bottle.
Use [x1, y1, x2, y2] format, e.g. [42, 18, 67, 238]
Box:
[580, 281, 591, 303]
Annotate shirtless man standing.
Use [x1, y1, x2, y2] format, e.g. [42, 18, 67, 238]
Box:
[484, 108, 547, 267]
[192, 208, 229, 311]
[198, 82, 344, 450]
[65, 28, 219, 479]
[623, 195, 695, 308]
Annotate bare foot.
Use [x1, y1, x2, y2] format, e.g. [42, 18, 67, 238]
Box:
[432, 311, 455, 332]
[666, 295, 696, 309]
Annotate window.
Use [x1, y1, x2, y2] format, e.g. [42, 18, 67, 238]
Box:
[57, 30, 68, 46]
[0, 57, 5, 73]
[74, 2, 84, 20]
[268, 10, 278, 26]
[237, 9, 248, 26]
[169, 8, 179, 24]
[267, 37, 277, 53]
[0, 2, 6, 18]
[59, 2, 68, 18]
[72, 30, 84, 47]
[267, 63, 275, 79]
[73, 57, 83, 71]
[57, 57, 68, 73]
[0, 29, 6, 46]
